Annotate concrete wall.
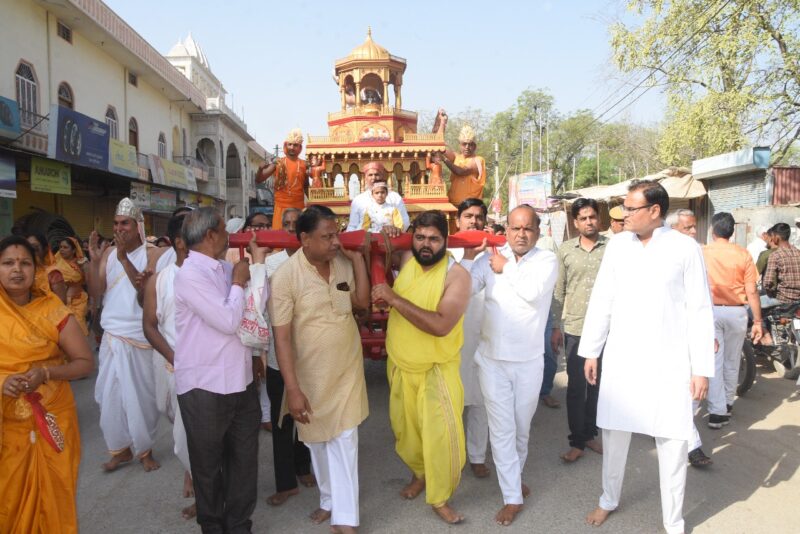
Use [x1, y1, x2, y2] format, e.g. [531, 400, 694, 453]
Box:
[0, 1, 192, 157]
[731, 205, 800, 246]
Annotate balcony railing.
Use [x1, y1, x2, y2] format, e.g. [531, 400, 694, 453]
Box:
[12, 111, 49, 154]
[327, 106, 417, 122]
[404, 183, 446, 198]
[206, 97, 248, 132]
[308, 187, 350, 201]
[173, 155, 210, 181]
[307, 134, 353, 145]
[404, 132, 444, 143]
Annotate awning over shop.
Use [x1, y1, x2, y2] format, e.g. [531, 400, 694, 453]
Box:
[566, 167, 706, 201]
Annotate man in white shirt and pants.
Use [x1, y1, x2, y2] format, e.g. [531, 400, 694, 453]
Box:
[470, 204, 558, 526]
[581, 180, 714, 534]
[449, 198, 491, 478]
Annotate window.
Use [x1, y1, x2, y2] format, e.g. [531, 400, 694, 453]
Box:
[128, 71, 138, 87]
[105, 107, 118, 139]
[57, 21, 72, 43]
[57, 82, 73, 109]
[128, 117, 138, 151]
[15, 62, 38, 126]
[158, 132, 167, 158]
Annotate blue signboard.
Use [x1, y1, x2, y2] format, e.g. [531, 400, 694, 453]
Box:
[47, 104, 110, 171]
[0, 96, 21, 140]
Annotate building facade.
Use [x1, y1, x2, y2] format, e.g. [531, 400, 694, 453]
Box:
[0, 0, 263, 238]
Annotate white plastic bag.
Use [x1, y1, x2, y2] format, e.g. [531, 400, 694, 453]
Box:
[238, 263, 271, 349]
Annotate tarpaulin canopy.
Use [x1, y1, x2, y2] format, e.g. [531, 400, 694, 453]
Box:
[565, 167, 706, 202]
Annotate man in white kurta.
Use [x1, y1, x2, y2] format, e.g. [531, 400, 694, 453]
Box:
[346, 161, 410, 231]
[580, 181, 714, 534]
[88, 198, 163, 471]
[142, 213, 195, 517]
[449, 198, 491, 478]
[470, 205, 558, 526]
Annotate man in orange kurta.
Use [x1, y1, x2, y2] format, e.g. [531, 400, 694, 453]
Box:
[256, 128, 308, 229]
[440, 125, 486, 206]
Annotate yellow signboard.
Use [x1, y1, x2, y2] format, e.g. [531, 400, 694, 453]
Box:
[31, 157, 71, 195]
[109, 138, 139, 178]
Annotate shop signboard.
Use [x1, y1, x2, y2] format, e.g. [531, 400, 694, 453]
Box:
[0, 96, 21, 140]
[109, 138, 139, 178]
[148, 155, 197, 192]
[31, 157, 71, 195]
[0, 154, 16, 199]
[508, 171, 552, 211]
[47, 104, 110, 171]
[130, 182, 151, 209]
[150, 187, 177, 211]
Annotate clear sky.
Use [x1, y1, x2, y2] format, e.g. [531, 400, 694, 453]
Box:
[105, 0, 663, 151]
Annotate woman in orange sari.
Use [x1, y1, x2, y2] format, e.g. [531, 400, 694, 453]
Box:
[53, 237, 89, 335]
[25, 233, 68, 304]
[0, 236, 94, 534]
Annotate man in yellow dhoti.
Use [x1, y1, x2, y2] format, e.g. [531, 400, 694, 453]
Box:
[372, 210, 472, 524]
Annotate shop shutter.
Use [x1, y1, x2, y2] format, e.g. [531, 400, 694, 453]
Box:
[707, 172, 767, 215]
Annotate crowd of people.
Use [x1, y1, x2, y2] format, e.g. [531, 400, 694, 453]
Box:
[3, 148, 800, 534]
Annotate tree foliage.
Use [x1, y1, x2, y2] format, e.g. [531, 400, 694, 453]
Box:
[611, 0, 800, 164]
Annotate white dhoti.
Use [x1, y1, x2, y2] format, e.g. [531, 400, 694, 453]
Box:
[465, 404, 489, 464]
[95, 332, 159, 457]
[307, 426, 359, 527]
[476, 350, 543, 505]
[690, 399, 702, 451]
[152, 353, 191, 473]
[709, 306, 748, 415]
[600, 429, 688, 534]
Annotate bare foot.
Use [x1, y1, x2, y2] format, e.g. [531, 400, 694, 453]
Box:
[586, 439, 603, 454]
[183, 471, 194, 498]
[267, 487, 299, 506]
[140, 452, 161, 472]
[585, 507, 612, 526]
[400, 475, 425, 499]
[181, 502, 197, 520]
[521, 483, 530, 498]
[560, 447, 585, 463]
[102, 448, 133, 472]
[330, 526, 357, 534]
[495, 504, 523, 526]
[470, 462, 490, 478]
[298, 473, 317, 487]
[261, 421, 273, 432]
[433, 503, 464, 524]
[310, 508, 332, 524]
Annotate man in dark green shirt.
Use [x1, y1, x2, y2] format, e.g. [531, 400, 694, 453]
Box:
[551, 198, 608, 463]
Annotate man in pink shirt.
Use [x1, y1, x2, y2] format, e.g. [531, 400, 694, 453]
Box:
[174, 207, 267, 533]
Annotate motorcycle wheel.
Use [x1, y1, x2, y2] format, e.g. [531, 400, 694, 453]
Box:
[785, 345, 800, 380]
[737, 342, 757, 396]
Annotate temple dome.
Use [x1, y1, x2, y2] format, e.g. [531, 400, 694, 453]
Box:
[167, 33, 210, 69]
[347, 28, 390, 60]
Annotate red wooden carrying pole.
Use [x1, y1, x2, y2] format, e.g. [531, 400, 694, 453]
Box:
[228, 229, 506, 360]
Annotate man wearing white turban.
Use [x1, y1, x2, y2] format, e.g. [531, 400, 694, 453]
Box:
[88, 198, 166, 472]
[256, 128, 308, 229]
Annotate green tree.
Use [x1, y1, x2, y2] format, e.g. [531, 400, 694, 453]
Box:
[611, 0, 800, 164]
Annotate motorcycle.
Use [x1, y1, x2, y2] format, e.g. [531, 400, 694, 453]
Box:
[738, 301, 800, 396]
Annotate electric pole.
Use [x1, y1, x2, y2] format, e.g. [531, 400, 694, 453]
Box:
[596, 141, 600, 186]
[494, 142, 500, 217]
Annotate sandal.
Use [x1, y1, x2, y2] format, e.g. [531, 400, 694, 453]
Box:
[688, 447, 713, 468]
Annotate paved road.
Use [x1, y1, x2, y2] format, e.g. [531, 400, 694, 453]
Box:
[74, 355, 799, 533]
